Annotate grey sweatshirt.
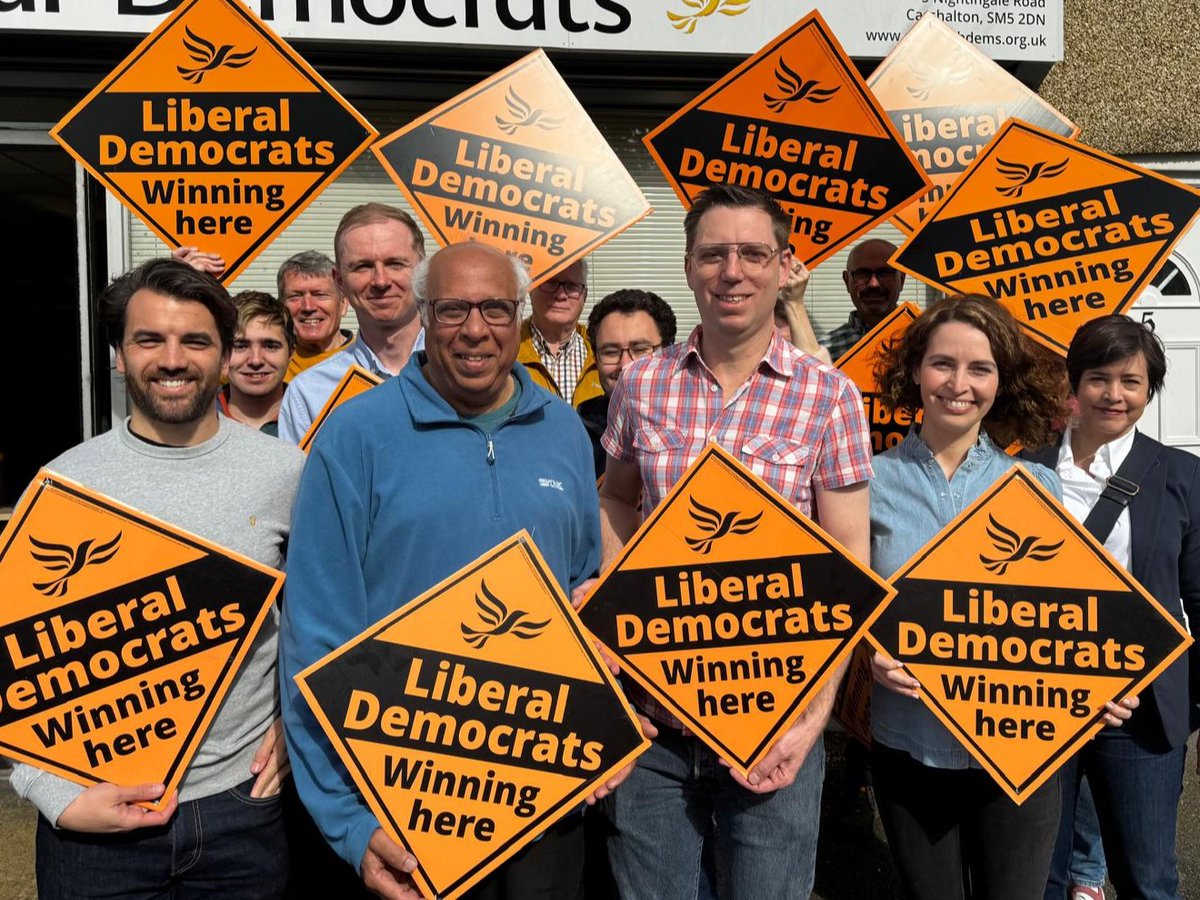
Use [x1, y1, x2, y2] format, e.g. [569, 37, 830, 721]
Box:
[11, 418, 304, 825]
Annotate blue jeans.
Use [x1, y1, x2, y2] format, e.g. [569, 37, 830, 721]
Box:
[1045, 727, 1186, 900]
[36, 777, 288, 899]
[604, 726, 824, 900]
[1067, 777, 1106, 890]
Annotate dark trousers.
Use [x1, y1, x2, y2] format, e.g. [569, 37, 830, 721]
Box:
[36, 777, 288, 900]
[1044, 727, 1186, 900]
[872, 742, 1061, 900]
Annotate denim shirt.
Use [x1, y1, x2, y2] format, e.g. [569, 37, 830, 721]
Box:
[870, 429, 1062, 768]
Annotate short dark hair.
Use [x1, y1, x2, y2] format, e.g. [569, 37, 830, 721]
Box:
[587, 289, 677, 349]
[99, 258, 236, 352]
[1066, 315, 1167, 398]
[232, 290, 296, 353]
[334, 203, 425, 265]
[683, 185, 790, 253]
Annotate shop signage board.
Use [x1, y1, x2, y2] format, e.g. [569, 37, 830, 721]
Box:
[0, 2, 1067, 63]
[891, 120, 1200, 354]
[296, 532, 647, 900]
[0, 471, 283, 808]
[834, 302, 921, 455]
[298, 365, 383, 453]
[867, 467, 1193, 802]
[49, 0, 377, 282]
[867, 13, 1078, 233]
[577, 442, 894, 775]
[644, 11, 931, 268]
[373, 49, 650, 284]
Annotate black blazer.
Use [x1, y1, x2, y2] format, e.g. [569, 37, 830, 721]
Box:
[1025, 432, 1200, 749]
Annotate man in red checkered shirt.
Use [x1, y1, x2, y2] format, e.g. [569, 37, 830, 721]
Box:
[597, 185, 873, 899]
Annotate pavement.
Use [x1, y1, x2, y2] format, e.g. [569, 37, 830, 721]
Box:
[1, 737, 1197, 899]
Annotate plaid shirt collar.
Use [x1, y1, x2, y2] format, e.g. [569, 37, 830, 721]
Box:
[676, 324, 794, 380]
[529, 321, 583, 359]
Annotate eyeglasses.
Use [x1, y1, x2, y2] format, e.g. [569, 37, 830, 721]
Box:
[597, 343, 661, 364]
[429, 298, 519, 326]
[849, 267, 898, 284]
[690, 243, 783, 269]
[537, 279, 586, 298]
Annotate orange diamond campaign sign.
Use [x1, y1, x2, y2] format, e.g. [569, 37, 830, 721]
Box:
[50, 0, 377, 283]
[868, 14, 1078, 234]
[577, 443, 895, 775]
[0, 471, 283, 808]
[373, 50, 650, 285]
[868, 467, 1192, 803]
[643, 11, 930, 267]
[891, 120, 1200, 354]
[295, 532, 647, 900]
[834, 302, 921, 455]
[298, 364, 383, 453]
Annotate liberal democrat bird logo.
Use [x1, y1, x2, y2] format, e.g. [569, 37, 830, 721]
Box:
[685, 497, 763, 555]
[978, 515, 1063, 575]
[667, 0, 752, 35]
[461, 580, 551, 650]
[494, 88, 566, 136]
[995, 157, 1068, 199]
[29, 532, 122, 598]
[905, 51, 975, 102]
[763, 59, 839, 114]
[177, 27, 257, 85]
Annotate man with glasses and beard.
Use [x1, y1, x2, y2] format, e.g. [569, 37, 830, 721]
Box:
[518, 258, 604, 408]
[280, 242, 610, 900]
[822, 238, 906, 361]
[13, 258, 304, 899]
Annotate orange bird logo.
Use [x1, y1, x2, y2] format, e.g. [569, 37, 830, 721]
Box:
[763, 59, 839, 113]
[494, 88, 566, 135]
[177, 27, 257, 85]
[461, 581, 551, 650]
[995, 157, 1068, 199]
[979, 516, 1063, 575]
[29, 532, 122, 597]
[667, 0, 752, 35]
[685, 497, 763, 555]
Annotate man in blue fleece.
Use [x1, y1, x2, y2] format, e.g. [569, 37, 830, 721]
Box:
[280, 242, 603, 900]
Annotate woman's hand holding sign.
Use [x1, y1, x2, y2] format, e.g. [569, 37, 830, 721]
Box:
[57, 782, 178, 833]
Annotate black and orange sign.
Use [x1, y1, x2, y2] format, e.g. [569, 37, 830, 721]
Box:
[892, 120, 1200, 354]
[373, 50, 650, 285]
[298, 364, 383, 453]
[834, 302, 921, 455]
[0, 471, 282, 808]
[643, 11, 930, 267]
[296, 532, 647, 900]
[577, 443, 894, 775]
[50, 0, 377, 283]
[868, 14, 1078, 234]
[868, 467, 1192, 803]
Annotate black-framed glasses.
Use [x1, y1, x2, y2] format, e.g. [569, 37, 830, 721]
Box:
[429, 298, 519, 326]
[597, 343, 661, 364]
[849, 267, 898, 284]
[690, 242, 783, 269]
[537, 279, 586, 298]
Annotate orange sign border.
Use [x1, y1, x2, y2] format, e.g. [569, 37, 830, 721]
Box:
[49, 0, 378, 283]
[578, 442, 895, 775]
[865, 466, 1193, 802]
[298, 364, 384, 453]
[371, 48, 651, 285]
[295, 530, 649, 900]
[0, 469, 285, 809]
[642, 10, 932, 268]
[832, 300, 922, 371]
[889, 119, 1200, 355]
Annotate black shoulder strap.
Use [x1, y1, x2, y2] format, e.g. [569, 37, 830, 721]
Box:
[1081, 432, 1158, 544]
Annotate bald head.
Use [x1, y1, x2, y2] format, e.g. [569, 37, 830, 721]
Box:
[842, 238, 904, 329]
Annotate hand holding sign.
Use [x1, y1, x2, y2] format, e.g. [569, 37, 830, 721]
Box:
[57, 782, 179, 833]
[362, 829, 423, 900]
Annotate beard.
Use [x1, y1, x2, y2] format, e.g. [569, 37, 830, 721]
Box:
[124, 366, 221, 425]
